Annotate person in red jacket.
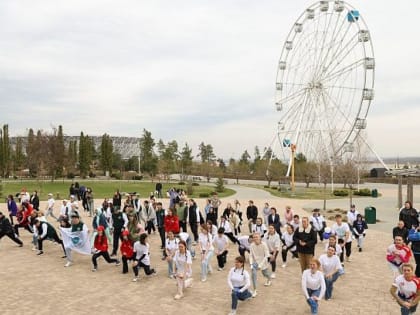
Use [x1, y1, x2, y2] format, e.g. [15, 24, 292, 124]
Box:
[13, 202, 34, 236]
[120, 229, 134, 274]
[165, 208, 180, 235]
[91, 225, 120, 272]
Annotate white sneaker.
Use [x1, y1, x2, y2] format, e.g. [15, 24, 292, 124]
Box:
[132, 277, 139, 282]
[32, 246, 37, 251]
[64, 261, 72, 267]
[174, 293, 184, 300]
[281, 263, 287, 268]
[252, 290, 257, 298]
[228, 311, 237, 315]
[270, 273, 276, 279]
[346, 257, 352, 262]
[264, 280, 272, 287]
[218, 267, 223, 271]
[91, 268, 97, 272]
[201, 277, 207, 282]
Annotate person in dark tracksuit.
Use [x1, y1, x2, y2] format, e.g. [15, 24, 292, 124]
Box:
[0, 211, 23, 246]
[111, 208, 128, 256]
[33, 218, 66, 256]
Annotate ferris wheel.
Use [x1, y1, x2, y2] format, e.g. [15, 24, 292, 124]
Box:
[275, 0, 375, 175]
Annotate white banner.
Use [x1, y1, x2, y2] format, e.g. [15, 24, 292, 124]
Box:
[60, 227, 91, 255]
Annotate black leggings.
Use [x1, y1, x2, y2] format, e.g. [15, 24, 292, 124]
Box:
[225, 232, 238, 244]
[414, 254, 420, 277]
[92, 251, 118, 268]
[339, 242, 352, 260]
[13, 223, 32, 236]
[38, 232, 66, 255]
[146, 220, 156, 234]
[0, 231, 23, 245]
[269, 251, 279, 272]
[281, 248, 298, 262]
[122, 256, 131, 273]
[112, 229, 122, 255]
[216, 250, 228, 268]
[133, 261, 155, 276]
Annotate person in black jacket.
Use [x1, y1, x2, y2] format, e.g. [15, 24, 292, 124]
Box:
[30, 191, 40, 211]
[0, 211, 23, 246]
[246, 200, 258, 233]
[293, 217, 317, 273]
[399, 201, 419, 229]
[111, 207, 128, 256]
[267, 207, 282, 235]
[393, 220, 409, 244]
[188, 199, 203, 242]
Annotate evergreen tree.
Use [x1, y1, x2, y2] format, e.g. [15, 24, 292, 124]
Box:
[100, 133, 113, 174]
[139, 129, 158, 176]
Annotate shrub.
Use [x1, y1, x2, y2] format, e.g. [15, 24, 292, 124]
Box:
[215, 177, 225, 193]
[132, 175, 143, 180]
[264, 185, 270, 188]
[178, 182, 185, 186]
[358, 188, 371, 196]
[192, 182, 200, 186]
[333, 190, 348, 196]
[67, 173, 75, 179]
[199, 193, 210, 198]
[271, 186, 277, 190]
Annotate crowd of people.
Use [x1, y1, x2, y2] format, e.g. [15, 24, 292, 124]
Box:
[1, 186, 377, 314]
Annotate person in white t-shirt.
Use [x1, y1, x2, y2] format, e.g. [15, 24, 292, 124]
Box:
[301, 258, 326, 315]
[132, 233, 156, 282]
[331, 214, 352, 262]
[390, 263, 420, 315]
[227, 256, 252, 315]
[165, 231, 179, 278]
[263, 224, 281, 279]
[249, 233, 272, 297]
[347, 204, 360, 232]
[214, 227, 229, 270]
[173, 240, 193, 300]
[324, 234, 343, 258]
[309, 208, 326, 241]
[251, 217, 267, 237]
[45, 193, 58, 221]
[319, 246, 343, 300]
[198, 224, 214, 282]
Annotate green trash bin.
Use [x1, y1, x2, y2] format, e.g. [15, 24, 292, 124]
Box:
[365, 206, 376, 224]
[371, 189, 378, 198]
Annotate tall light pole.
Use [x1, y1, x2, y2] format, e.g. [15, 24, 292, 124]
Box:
[291, 144, 296, 193]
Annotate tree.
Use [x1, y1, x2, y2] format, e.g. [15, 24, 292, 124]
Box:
[13, 137, 26, 173]
[46, 125, 65, 180]
[26, 128, 38, 177]
[158, 140, 179, 179]
[78, 132, 90, 177]
[100, 133, 113, 174]
[198, 142, 216, 163]
[180, 143, 193, 179]
[139, 129, 158, 177]
[0, 124, 11, 177]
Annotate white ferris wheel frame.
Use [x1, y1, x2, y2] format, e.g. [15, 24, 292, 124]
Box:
[273, 0, 375, 176]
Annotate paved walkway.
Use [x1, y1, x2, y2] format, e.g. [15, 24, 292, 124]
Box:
[0, 184, 415, 315]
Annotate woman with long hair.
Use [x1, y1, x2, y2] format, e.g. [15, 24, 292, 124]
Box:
[227, 256, 252, 315]
[132, 233, 157, 281]
[198, 224, 214, 282]
[173, 240, 193, 300]
[301, 258, 326, 315]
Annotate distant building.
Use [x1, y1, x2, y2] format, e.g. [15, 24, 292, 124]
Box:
[370, 168, 387, 177]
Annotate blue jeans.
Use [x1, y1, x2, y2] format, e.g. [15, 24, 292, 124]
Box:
[201, 250, 214, 279]
[306, 288, 321, 315]
[231, 288, 252, 310]
[251, 262, 271, 289]
[400, 302, 418, 315]
[324, 271, 341, 299]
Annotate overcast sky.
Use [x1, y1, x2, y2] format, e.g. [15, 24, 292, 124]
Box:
[1, 0, 419, 161]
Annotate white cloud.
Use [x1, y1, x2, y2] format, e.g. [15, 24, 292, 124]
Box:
[1, 0, 420, 160]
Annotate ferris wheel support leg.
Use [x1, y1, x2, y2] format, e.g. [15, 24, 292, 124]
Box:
[359, 134, 389, 171]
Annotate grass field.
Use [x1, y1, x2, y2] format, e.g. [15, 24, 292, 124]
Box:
[0, 179, 235, 201]
[248, 184, 367, 200]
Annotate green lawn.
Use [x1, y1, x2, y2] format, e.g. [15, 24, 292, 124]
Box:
[247, 184, 364, 200]
[0, 180, 236, 201]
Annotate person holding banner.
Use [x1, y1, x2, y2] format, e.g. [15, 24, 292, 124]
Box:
[61, 212, 91, 267]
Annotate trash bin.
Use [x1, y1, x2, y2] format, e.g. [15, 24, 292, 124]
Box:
[365, 206, 376, 224]
[371, 189, 378, 198]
